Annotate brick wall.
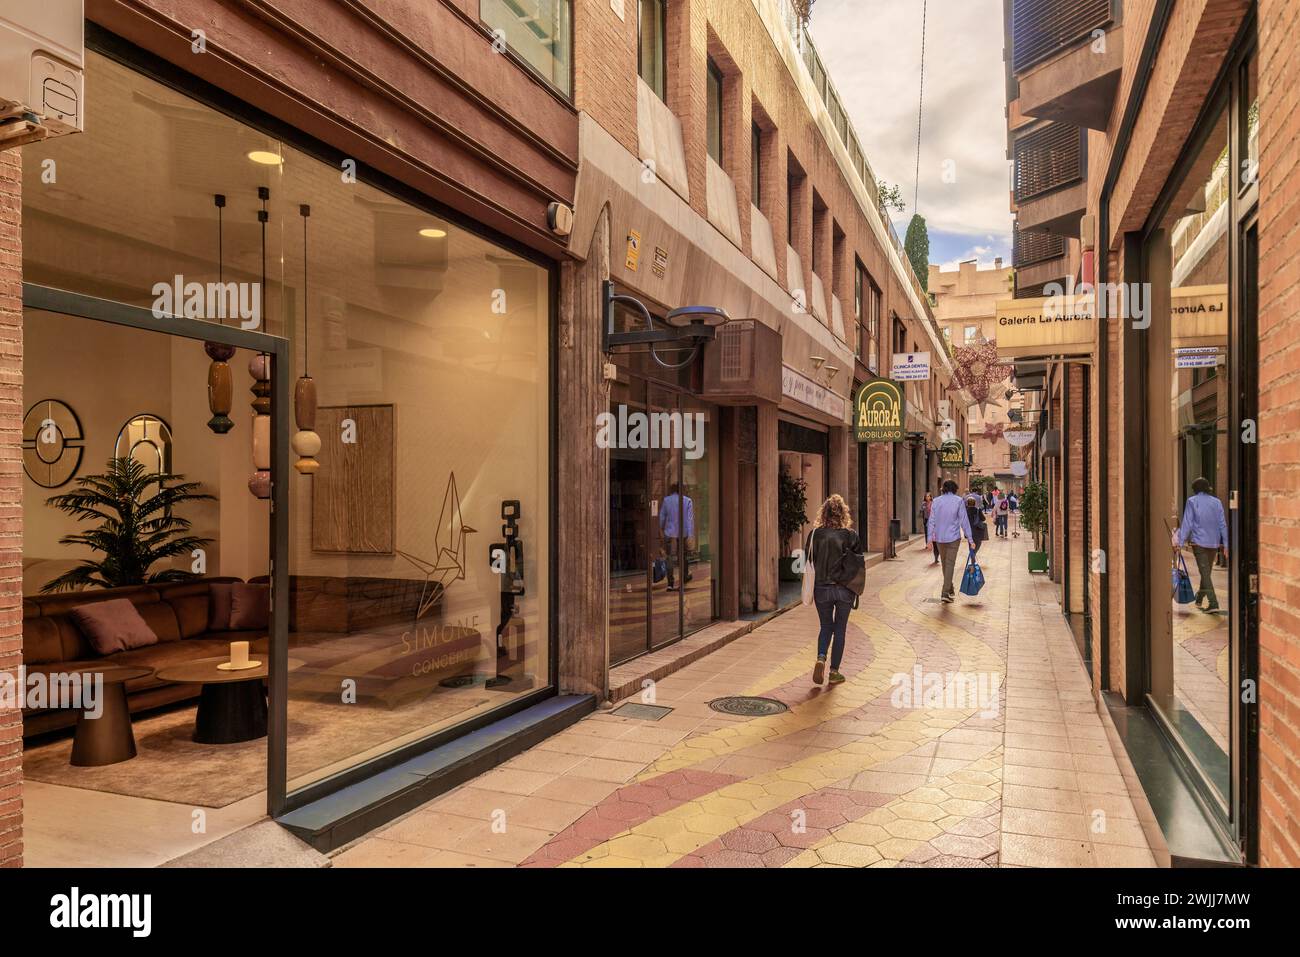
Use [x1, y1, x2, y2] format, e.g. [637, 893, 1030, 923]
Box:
[0, 149, 21, 868]
[1257, 0, 1300, 870]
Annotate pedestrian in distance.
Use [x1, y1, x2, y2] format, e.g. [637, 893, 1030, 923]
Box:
[995, 491, 1010, 538]
[1174, 476, 1229, 613]
[928, 480, 975, 603]
[920, 492, 939, 564]
[965, 494, 988, 555]
[805, 494, 865, 686]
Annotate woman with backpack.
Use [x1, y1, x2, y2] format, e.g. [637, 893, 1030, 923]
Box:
[803, 494, 865, 686]
[965, 494, 989, 555]
[995, 492, 1010, 538]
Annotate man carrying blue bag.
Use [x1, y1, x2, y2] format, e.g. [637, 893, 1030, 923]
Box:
[960, 547, 985, 597]
[927, 480, 974, 604]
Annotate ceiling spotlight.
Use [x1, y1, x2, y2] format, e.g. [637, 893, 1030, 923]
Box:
[810, 355, 826, 368]
[418, 227, 447, 239]
[247, 150, 283, 166]
[824, 365, 840, 380]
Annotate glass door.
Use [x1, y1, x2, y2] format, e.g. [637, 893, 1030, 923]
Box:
[648, 383, 682, 650]
[608, 376, 650, 667]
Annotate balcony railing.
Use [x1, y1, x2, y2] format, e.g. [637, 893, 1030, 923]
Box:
[1011, 0, 1112, 74]
[1014, 122, 1084, 203]
[1012, 222, 1065, 268]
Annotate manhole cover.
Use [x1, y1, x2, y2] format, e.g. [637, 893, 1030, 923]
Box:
[611, 703, 673, 721]
[708, 696, 788, 717]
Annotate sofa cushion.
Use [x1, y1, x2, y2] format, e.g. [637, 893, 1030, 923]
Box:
[208, 582, 234, 631]
[229, 583, 270, 631]
[67, 599, 159, 655]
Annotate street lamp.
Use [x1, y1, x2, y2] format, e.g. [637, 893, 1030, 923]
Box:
[602, 281, 729, 370]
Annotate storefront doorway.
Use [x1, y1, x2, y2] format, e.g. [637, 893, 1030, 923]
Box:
[607, 358, 720, 667]
[1139, 37, 1258, 859]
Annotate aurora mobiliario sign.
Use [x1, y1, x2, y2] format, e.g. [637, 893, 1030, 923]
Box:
[939, 440, 966, 469]
[854, 378, 903, 442]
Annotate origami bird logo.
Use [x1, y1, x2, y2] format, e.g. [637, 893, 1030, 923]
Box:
[397, 472, 477, 621]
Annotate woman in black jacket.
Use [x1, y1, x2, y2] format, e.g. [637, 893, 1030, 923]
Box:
[965, 494, 989, 555]
[805, 494, 865, 686]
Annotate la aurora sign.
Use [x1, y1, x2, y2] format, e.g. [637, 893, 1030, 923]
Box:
[994, 295, 1096, 358]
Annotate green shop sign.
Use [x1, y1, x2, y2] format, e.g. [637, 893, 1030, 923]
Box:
[939, 440, 966, 468]
[854, 379, 903, 443]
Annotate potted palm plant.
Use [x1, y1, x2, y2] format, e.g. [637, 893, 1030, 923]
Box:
[1019, 480, 1050, 573]
[778, 464, 808, 581]
[41, 457, 214, 593]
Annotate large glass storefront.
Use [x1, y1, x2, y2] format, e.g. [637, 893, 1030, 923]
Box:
[1140, 38, 1258, 853]
[20, 48, 552, 811]
[607, 350, 719, 666]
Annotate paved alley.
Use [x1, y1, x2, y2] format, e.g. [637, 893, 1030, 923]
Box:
[332, 534, 1158, 869]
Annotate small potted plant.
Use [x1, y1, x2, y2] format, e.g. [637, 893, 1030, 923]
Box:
[778, 464, 808, 581]
[1019, 480, 1050, 573]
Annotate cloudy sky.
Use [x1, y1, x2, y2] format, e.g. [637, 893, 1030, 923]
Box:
[809, 0, 1012, 270]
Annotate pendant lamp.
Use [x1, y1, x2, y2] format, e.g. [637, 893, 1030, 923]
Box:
[205, 193, 235, 434]
[248, 186, 272, 499]
[293, 203, 321, 474]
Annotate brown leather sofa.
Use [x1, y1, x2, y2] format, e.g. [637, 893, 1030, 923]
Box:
[22, 578, 269, 738]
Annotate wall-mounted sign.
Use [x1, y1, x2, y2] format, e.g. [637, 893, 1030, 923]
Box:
[1175, 346, 1221, 369]
[891, 351, 931, 381]
[1011, 460, 1028, 477]
[652, 245, 669, 279]
[994, 295, 1096, 359]
[783, 365, 846, 420]
[939, 439, 966, 469]
[1003, 429, 1036, 447]
[625, 229, 642, 271]
[854, 378, 903, 443]
[1171, 284, 1227, 349]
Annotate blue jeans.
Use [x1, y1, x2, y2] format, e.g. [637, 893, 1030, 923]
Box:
[814, 584, 855, 669]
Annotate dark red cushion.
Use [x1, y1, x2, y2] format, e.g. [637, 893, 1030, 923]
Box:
[67, 598, 159, 655]
[229, 583, 270, 631]
[208, 583, 234, 631]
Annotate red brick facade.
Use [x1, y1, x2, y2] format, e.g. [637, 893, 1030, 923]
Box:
[0, 149, 21, 868]
[1257, 0, 1300, 869]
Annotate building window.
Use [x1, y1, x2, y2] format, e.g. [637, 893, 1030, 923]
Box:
[706, 59, 723, 165]
[854, 261, 864, 357]
[480, 0, 572, 98]
[638, 0, 667, 100]
[751, 123, 762, 209]
[964, 325, 979, 344]
[787, 173, 796, 242]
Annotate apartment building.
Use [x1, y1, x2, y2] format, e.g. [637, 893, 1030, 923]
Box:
[928, 259, 1019, 481]
[1003, 0, 1299, 867]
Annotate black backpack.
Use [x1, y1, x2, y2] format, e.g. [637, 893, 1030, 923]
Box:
[827, 539, 867, 595]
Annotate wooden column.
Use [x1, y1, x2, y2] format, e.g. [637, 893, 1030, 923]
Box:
[828, 425, 849, 502]
[718, 407, 741, 621]
[756, 402, 779, 610]
[557, 208, 610, 699]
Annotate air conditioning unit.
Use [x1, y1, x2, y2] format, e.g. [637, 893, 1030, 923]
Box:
[0, 1, 84, 147]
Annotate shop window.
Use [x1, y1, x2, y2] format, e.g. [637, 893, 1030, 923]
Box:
[21, 52, 553, 802]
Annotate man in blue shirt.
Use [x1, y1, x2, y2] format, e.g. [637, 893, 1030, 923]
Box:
[660, 483, 695, 591]
[1177, 476, 1229, 613]
[927, 479, 975, 603]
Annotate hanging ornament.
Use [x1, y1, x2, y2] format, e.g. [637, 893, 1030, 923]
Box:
[951, 339, 1013, 407]
[249, 187, 272, 499]
[205, 194, 235, 434]
[293, 203, 321, 474]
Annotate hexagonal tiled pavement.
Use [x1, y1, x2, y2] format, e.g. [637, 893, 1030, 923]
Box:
[332, 536, 1159, 869]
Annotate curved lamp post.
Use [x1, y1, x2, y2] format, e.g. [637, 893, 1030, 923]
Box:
[602, 281, 729, 370]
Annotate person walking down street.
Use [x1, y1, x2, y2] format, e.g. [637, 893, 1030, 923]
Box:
[1176, 476, 1229, 613]
[995, 491, 1010, 538]
[806, 494, 864, 685]
[920, 492, 939, 564]
[659, 483, 694, 592]
[965, 494, 988, 555]
[928, 480, 975, 604]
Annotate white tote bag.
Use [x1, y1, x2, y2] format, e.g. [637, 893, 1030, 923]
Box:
[801, 528, 817, 605]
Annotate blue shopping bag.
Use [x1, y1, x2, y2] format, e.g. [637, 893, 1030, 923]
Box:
[1172, 553, 1196, 604]
[959, 549, 985, 597]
